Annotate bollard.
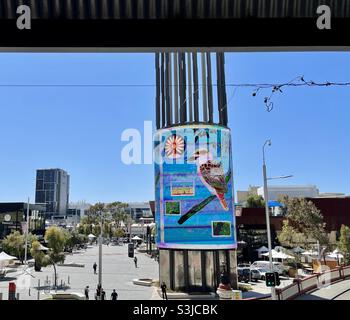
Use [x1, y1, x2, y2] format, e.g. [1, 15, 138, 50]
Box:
[29, 288, 31, 296]
[0, 293, 3, 300]
[61, 280, 63, 287]
[37, 280, 40, 300]
[8, 282, 16, 300]
[68, 276, 70, 284]
[16, 293, 20, 300]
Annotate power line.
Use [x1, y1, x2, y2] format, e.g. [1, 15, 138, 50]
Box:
[0, 76, 349, 112]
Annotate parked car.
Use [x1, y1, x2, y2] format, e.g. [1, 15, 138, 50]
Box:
[237, 267, 251, 283]
[238, 263, 251, 268]
[250, 261, 286, 276]
[250, 268, 261, 281]
[256, 268, 269, 280]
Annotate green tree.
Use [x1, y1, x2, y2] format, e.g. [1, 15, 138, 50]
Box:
[89, 202, 106, 215]
[44, 226, 68, 287]
[338, 224, 350, 265]
[2, 231, 37, 263]
[278, 196, 329, 249]
[30, 240, 49, 270]
[246, 194, 265, 208]
[114, 228, 125, 239]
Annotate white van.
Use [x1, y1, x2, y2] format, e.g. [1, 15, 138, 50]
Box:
[250, 261, 286, 275]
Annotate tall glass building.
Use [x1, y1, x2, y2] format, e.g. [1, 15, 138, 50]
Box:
[35, 169, 70, 218]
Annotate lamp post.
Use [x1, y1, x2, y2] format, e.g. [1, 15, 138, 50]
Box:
[262, 140, 293, 300]
[262, 140, 276, 299]
[98, 211, 103, 289]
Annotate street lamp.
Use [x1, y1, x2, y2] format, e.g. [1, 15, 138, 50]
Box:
[98, 211, 103, 289]
[262, 140, 293, 300]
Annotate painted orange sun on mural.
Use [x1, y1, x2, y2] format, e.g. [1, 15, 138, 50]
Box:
[165, 135, 185, 159]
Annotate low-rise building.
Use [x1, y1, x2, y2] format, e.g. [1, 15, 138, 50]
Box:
[0, 202, 46, 239]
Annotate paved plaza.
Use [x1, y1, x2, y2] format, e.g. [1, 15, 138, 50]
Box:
[0, 244, 160, 300]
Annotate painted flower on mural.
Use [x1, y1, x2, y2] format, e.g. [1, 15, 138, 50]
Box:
[165, 134, 185, 159]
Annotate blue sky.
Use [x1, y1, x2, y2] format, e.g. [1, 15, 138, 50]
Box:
[0, 52, 349, 204]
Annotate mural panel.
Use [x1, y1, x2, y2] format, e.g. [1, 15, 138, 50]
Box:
[154, 124, 236, 249]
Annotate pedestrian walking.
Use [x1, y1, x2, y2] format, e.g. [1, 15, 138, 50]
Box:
[134, 256, 138, 268]
[93, 262, 97, 274]
[84, 286, 89, 300]
[95, 284, 101, 300]
[161, 282, 168, 300]
[111, 289, 118, 301]
[101, 289, 106, 300]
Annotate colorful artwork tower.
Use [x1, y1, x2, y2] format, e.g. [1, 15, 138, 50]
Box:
[154, 52, 237, 292]
[155, 124, 236, 249]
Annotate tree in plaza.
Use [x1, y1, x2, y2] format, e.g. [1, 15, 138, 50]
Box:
[114, 228, 125, 240]
[278, 196, 329, 249]
[89, 202, 106, 215]
[44, 226, 68, 287]
[246, 194, 265, 208]
[62, 230, 87, 251]
[338, 224, 350, 265]
[78, 215, 100, 236]
[2, 231, 37, 263]
[30, 240, 49, 271]
[107, 202, 129, 228]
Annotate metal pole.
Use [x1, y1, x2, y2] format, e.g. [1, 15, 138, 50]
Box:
[155, 53, 161, 129]
[38, 279, 40, 300]
[192, 52, 199, 122]
[216, 53, 223, 125]
[201, 52, 208, 122]
[168, 53, 173, 126]
[165, 52, 171, 127]
[161, 52, 166, 128]
[24, 198, 30, 264]
[98, 212, 103, 287]
[187, 52, 193, 122]
[173, 52, 179, 124]
[263, 140, 276, 300]
[206, 52, 214, 124]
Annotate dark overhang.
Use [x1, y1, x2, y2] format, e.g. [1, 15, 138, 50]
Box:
[0, 0, 349, 49]
[0, 0, 349, 20]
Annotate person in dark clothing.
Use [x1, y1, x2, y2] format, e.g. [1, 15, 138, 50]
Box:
[95, 284, 101, 300]
[134, 256, 138, 268]
[84, 286, 89, 300]
[101, 289, 106, 300]
[161, 282, 168, 300]
[111, 289, 118, 300]
[93, 262, 97, 274]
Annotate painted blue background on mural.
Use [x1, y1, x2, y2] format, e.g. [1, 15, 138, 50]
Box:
[154, 125, 237, 249]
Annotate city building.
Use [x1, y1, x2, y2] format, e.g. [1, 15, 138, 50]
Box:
[0, 202, 46, 239]
[35, 169, 70, 218]
[236, 186, 260, 204]
[125, 202, 153, 222]
[257, 185, 319, 201]
[236, 197, 350, 262]
[68, 201, 91, 219]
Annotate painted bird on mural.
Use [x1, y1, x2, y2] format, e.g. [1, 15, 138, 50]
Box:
[189, 149, 229, 211]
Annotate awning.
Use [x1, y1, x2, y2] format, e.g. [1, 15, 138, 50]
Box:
[0, 252, 17, 262]
[262, 250, 294, 260]
[255, 246, 269, 253]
